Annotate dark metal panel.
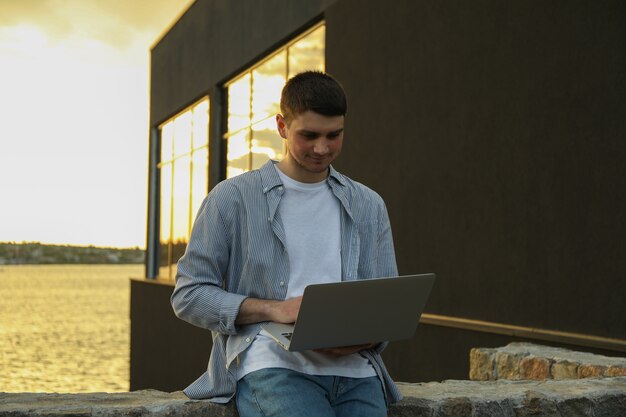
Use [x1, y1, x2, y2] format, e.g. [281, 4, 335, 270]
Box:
[150, 0, 337, 126]
[145, 127, 160, 279]
[208, 85, 225, 191]
[130, 279, 212, 391]
[325, 0, 626, 340]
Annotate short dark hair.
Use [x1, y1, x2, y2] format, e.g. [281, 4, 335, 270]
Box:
[280, 71, 347, 123]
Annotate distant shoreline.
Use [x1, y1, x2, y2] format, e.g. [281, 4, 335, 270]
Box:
[0, 242, 145, 265]
[0, 263, 143, 266]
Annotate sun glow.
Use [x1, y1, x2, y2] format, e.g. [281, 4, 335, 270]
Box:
[0, 1, 191, 248]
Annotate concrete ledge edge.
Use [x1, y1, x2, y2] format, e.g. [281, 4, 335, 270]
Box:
[2, 377, 626, 416]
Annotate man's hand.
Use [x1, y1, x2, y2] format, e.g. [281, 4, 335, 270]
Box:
[267, 296, 302, 323]
[236, 296, 302, 325]
[314, 343, 375, 357]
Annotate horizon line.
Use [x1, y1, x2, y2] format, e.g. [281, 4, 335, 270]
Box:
[0, 241, 146, 251]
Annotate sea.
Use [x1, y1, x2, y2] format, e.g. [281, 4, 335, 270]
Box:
[0, 264, 142, 393]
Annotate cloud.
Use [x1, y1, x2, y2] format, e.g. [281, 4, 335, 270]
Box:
[0, 0, 191, 247]
[0, 0, 191, 49]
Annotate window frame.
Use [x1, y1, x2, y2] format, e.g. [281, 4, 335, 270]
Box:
[157, 97, 210, 279]
[223, 22, 326, 178]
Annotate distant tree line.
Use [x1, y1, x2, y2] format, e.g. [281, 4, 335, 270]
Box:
[0, 242, 145, 265]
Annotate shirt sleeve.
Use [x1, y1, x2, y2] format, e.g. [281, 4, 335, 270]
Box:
[170, 192, 247, 335]
[377, 198, 399, 278]
[371, 198, 398, 355]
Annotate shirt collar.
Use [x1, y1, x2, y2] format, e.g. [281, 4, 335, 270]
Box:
[259, 160, 346, 193]
[328, 164, 347, 187]
[259, 160, 283, 194]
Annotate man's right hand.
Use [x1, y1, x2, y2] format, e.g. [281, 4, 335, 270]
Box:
[236, 296, 302, 325]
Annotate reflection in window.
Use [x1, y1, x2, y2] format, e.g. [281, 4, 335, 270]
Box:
[158, 98, 209, 279]
[225, 23, 325, 178]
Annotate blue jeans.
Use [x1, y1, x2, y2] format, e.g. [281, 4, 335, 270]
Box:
[236, 368, 387, 417]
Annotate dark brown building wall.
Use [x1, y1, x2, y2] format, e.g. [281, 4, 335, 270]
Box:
[130, 279, 212, 391]
[139, 0, 626, 391]
[150, 0, 336, 125]
[325, 0, 626, 339]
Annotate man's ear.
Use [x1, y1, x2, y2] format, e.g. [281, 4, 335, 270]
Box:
[276, 114, 288, 139]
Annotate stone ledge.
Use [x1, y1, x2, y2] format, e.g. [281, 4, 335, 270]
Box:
[470, 342, 626, 381]
[2, 377, 625, 417]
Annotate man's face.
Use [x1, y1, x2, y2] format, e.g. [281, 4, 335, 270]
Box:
[276, 110, 344, 183]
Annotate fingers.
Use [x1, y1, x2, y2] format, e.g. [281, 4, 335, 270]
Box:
[236, 296, 304, 325]
[272, 296, 302, 323]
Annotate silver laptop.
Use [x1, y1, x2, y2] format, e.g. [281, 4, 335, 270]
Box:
[261, 273, 435, 352]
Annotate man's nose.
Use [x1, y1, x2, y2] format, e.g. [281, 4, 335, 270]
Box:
[313, 140, 329, 155]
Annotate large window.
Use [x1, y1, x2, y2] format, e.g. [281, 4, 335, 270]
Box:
[225, 23, 325, 178]
[158, 99, 209, 279]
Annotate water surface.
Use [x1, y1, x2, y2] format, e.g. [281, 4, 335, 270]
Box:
[0, 264, 141, 392]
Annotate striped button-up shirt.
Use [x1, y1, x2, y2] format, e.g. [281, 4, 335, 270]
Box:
[171, 160, 401, 404]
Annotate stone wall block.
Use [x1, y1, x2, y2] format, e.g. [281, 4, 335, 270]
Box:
[469, 347, 495, 381]
[472, 400, 516, 417]
[555, 397, 595, 416]
[551, 360, 579, 380]
[578, 364, 608, 378]
[388, 397, 434, 417]
[591, 393, 626, 417]
[475, 343, 626, 381]
[434, 397, 472, 417]
[519, 356, 553, 380]
[607, 365, 626, 377]
[514, 391, 559, 417]
[3, 379, 626, 417]
[495, 351, 521, 380]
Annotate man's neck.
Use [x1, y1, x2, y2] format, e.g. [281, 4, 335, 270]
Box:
[277, 158, 329, 183]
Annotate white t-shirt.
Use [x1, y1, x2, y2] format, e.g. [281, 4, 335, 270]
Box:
[236, 165, 375, 379]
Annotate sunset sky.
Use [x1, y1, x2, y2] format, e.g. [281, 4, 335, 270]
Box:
[0, 0, 191, 248]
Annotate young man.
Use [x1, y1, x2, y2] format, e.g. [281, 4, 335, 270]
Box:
[171, 71, 401, 416]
